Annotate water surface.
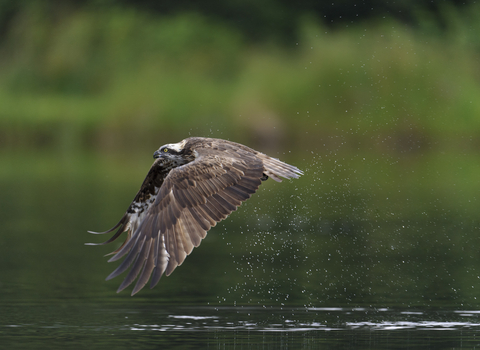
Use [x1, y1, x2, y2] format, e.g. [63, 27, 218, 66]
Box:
[1, 150, 480, 348]
[3, 303, 480, 349]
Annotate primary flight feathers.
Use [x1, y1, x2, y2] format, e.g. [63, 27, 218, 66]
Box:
[88, 137, 302, 295]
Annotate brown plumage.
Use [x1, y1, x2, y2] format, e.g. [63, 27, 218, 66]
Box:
[88, 137, 303, 295]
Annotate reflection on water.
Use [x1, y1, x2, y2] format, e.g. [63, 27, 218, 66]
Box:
[125, 307, 480, 332]
[3, 304, 480, 349]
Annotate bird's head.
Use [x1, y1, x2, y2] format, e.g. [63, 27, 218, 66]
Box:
[153, 139, 191, 166]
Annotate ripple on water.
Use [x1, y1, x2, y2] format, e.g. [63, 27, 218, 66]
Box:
[115, 307, 480, 333]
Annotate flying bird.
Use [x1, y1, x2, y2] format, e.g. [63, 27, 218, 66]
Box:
[88, 137, 302, 295]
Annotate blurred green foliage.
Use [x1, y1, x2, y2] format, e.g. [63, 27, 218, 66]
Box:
[1, 3, 480, 154]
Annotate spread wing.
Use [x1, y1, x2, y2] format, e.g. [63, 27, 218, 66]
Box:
[89, 151, 267, 295]
[88, 140, 303, 296]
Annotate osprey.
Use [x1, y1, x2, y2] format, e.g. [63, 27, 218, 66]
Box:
[88, 137, 302, 295]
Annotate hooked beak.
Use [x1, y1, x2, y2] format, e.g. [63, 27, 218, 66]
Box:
[153, 150, 163, 159]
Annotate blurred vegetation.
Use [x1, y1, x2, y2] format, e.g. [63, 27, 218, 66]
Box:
[0, 2, 479, 155]
[0, 0, 470, 43]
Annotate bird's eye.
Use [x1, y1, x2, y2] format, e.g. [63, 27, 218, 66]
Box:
[163, 148, 168, 152]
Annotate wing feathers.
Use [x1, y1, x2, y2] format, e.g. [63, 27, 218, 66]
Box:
[238, 177, 262, 190]
[164, 227, 178, 275]
[203, 198, 227, 221]
[194, 204, 217, 227]
[87, 216, 127, 235]
[90, 137, 302, 295]
[176, 222, 194, 257]
[85, 225, 126, 246]
[132, 238, 155, 295]
[116, 236, 148, 293]
[187, 206, 211, 231]
[172, 225, 187, 265]
[224, 185, 251, 202]
[106, 234, 143, 280]
[181, 209, 205, 247]
[212, 193, 239, 212]
[107, 230, 139, 262]
[150, 234, 168, 288]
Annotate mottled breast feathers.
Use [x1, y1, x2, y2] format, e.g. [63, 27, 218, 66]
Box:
[88, 137, 303, 295]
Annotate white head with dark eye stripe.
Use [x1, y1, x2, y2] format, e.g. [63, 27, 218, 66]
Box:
[153, 139, 192, 168]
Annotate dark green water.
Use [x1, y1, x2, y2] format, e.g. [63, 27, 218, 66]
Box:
[3, 304, 480, 349]
[2, 149, 480, 348]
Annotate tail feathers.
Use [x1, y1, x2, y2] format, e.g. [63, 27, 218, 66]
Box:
[260, 155, 303, 182]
